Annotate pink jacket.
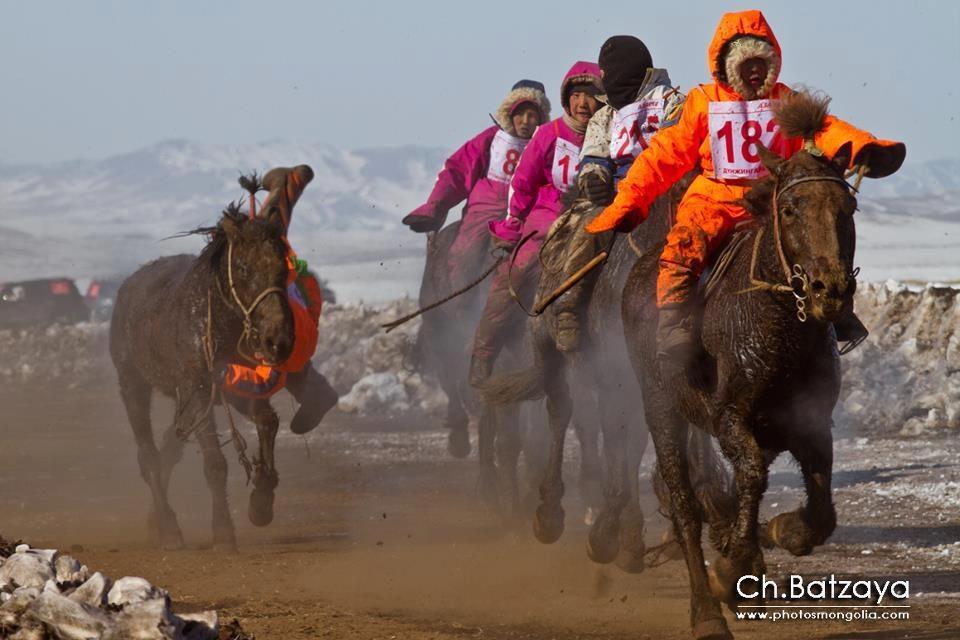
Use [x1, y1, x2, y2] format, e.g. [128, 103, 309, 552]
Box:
[405, 125, 504, 226]
[490, 61, 601, 243]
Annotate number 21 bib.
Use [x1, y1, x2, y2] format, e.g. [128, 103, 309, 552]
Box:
[609, 99, 664, 161]
[551, 137, 581, 192]
[708, 99, 784, 180]
[487, 129, 528, 184]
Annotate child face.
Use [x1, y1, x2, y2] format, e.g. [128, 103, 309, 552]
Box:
[568, 90, 600, 126]
[511, 105, 541, 139]
[739, 57, 769, 94]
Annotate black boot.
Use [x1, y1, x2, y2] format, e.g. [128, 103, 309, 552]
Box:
[656, 306, 696, 378]
[468, 352, 493, 388]
[833, 310, 869, 355]
[285, 364, 339, 434]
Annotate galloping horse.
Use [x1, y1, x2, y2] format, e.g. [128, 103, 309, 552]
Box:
[622, 92, 902, 639]
[111, 204, 292, 550]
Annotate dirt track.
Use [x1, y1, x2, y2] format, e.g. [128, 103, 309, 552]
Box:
[2, 381, 959, 639]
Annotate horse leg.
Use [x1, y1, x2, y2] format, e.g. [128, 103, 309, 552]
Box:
[443, 370, 471, 458]
[120, 373, 184, 550]
[586, 389, 628, 564]
[532, 347, 571, 544]
[615, 414, 649, 573]
[570, 389, 603, 525]
[520, 402, 550, 512]
[709, 404, 768, 610]
[769, 422, 836, 556]
[241, 398, 281, 527]
[476, 403, 499, 513]
[648, 401, 730, 640]
[494, 404, 523, 526]
[159, 421, 186, 496]
[194, 411, 236, 551]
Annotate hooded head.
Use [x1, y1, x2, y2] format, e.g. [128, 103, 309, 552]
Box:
[709, 10, 782, 99]
[598, 36, 654, 110]
[560, 61, 603, 113]
[495, 79, 551, 137]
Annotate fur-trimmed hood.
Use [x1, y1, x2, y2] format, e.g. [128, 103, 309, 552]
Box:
[495, 86, 551, 136]
[560, 61, 603, 113]
[708, 10, 782, 100]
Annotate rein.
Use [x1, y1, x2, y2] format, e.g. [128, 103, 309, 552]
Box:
[737, 171, 858, 323]
[222, 240, 287, 365]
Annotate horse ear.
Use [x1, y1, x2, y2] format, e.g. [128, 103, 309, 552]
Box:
[220, 212, 241, 239]
[831, 141, 853, 176]
[757, 142, 783, 176]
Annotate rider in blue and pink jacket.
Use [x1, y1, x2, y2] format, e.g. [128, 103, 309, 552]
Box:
[471, 62, 603, 384]
[403, 80, 551, 286]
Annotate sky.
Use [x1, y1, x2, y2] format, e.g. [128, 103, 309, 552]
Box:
[1, 0, 957, 165]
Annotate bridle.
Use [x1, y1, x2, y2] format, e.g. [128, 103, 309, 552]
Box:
[740, 169, 861, 324]
[213, 238, 287, 366]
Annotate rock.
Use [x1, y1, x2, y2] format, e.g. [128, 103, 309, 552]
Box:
[69, 572, 111, 608]
[339, 372, 411, 415]
[178, 610, 220, 640]
[107, 576, 168, 608]
[55, 554, 88, 585]
[105, 597, 179, 640]
[0, 550, 55, 589]
[27, 590, 109, 639]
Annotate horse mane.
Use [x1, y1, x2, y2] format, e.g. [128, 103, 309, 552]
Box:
[773, 89, 831, 141]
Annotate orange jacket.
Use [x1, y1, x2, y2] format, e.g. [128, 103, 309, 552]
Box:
[586, 10, 905, 234]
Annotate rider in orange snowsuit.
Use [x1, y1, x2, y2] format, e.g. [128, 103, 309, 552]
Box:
[222, 166, 339, 433]
[586, 10, 905, 361]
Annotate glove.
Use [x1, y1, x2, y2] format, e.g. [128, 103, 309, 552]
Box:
[402, 203, 445, 233]
[579, 169, 614, 206]
[488, 216, 523, 249]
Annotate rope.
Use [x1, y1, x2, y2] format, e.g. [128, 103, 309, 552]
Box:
[381, 251, 506, 332]
[506, 230, 540, 317]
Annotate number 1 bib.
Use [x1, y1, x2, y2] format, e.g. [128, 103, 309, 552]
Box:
[487, 129, 528, 184]
[551, 137, 581, 192]
[708, 99, 783, 180]
[609, 99, 665, 161]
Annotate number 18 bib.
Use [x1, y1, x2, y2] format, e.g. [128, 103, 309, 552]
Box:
[708, 99, 784, 180]
[487, 129, 528, 184]
[551, 137, 581, 192]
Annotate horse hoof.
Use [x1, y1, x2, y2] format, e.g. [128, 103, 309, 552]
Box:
[614, 518, 646, 573]
[693, 616, 732, 640]
[707, 555, 741, 607]
[614, 546, 646, 574]
[447, 428, 471, 458]
[586, 512, 620, 564]
[768, 511, 814, 556]
[248, 488, 275, 527]
[533, 504, 565, 544]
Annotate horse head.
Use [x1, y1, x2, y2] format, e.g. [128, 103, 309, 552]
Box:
[744, 91, 859, 324]
[212, 205, 294, 365]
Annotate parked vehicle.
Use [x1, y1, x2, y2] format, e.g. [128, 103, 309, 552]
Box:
[85, 277, 124, 322]
[0, 278, 90, 329]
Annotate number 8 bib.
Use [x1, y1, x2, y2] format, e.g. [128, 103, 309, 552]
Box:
[487, 129, 528, 184]
[708, 99, 784, 180]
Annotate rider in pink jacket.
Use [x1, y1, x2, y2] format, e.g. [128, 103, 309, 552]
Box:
[403, 80, 551, 286]
[471, 62, 603, 385]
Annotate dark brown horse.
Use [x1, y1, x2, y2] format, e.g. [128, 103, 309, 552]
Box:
[481, 176, 733, 568]
[110, 205, 292, 550]
[622, 93, 896, 639]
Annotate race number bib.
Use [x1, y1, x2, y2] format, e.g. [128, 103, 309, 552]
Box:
[487, 129, 528, 183]
[551, 137, 581, 191]
[708, 99, 784, 180]
[609, 99, 665, 161]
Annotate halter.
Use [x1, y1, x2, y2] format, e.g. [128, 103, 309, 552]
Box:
[739, 169, 860, 323]
[212, 238, 288, 366]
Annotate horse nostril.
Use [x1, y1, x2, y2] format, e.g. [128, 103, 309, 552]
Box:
[811, 280, 826, 295]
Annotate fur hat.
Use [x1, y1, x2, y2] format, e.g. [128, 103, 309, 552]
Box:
[722, 35, 780, 99]
[495, 83, 551, 136]
[560, 61, 603, 112]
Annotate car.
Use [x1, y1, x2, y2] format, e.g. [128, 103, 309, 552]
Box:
[0, 277, 91, 330]
[85, 277, 124, 322]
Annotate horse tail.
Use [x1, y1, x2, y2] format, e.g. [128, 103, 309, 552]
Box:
[480, 366, 545, 405]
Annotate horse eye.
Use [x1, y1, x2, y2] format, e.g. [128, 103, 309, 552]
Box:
[781, 206, 795, 218]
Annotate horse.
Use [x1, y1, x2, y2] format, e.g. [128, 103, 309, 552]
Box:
[621, 91, 890, 639]
[110, 204, 293, 551]
[480, 174, 734, 569]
